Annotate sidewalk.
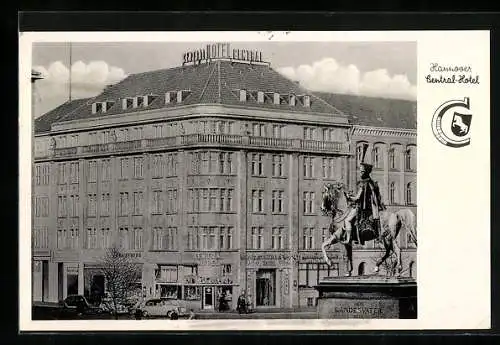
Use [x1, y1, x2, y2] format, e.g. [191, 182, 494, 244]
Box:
[196, 307, 316, 315]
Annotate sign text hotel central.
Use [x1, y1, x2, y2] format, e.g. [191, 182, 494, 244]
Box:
[183, 43, 263, 65]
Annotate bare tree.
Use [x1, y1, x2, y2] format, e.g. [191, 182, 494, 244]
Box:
[99, 247, 141, 319]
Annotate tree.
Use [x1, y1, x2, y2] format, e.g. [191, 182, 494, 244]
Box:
[99, 247, 141, 319]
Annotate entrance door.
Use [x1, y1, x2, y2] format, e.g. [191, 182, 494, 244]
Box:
[256, 269, 276, 306]
[203, 287, 214, 309]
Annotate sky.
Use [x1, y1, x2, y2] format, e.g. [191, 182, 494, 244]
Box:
[32, 41, 417, 118]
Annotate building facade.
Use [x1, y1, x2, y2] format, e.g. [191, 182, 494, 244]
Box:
[32, 47, 416, 310]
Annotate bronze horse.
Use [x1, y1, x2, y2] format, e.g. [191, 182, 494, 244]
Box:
[320, 182, 417, 276]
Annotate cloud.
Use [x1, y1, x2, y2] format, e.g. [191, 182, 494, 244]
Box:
[33, 60, 127, 117]
[277, 57, 416, 100]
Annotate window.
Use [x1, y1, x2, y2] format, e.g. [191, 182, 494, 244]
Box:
[273, 125, 285, 138]
[66, 227, 79, 249]
[187, 227, 200, 250]
[68, 162, 79, 184]
[57, 195, 67, 218]
[406, 182, 414, 205]
[252, 189, 264, 213]
[119, 192, 129, 216]
[152, 190, 163, 214]
[303, 192, 315, 214]
[389, 148, 397, 170]
[119, 227, 143, 250]
[166, 189, 178, 213]
[34, 196, 49, 217]
[133, 192, 143, 215]
[100, 228, 111, 249]
[119, 129, 129, 142]
[88, 161, 97, 182]
[272, 190, 284, 213]
[35, 165, 41, 185]
[303, 157, 314, 178]
[132, 127, 144, 140]
[33, 227, 49, 249]
[119, 158, 129, 179]
[68, 195, 79, 217]
[209, 189, 217, 211]
[57, 229, 67, 249]
[218, 152, 233, 174]
[252, 154, 264, 176]
[160, 266, 178, 282]
[302, 227, 315, 249]
[201, 151, 209, 174]
[272, 227, 285, 250]
[86, 228, 97, 249]
[252, 123, 266, 137]
[165, 153, 177, 176]
[152, 227, 177, 250]
[407, 232, 417, 248]
[389, 182, 397, 204]
[272, 155, 284, 177]
[87, 194, 97, 217]
[373, 147, 381, 169]
[133, 157, 144, 178]
[218, 226, 233, 250]
[101, 193, 110, 216]
[303, 127, 315, 140]
[405, 147, 415, 171]
[101, 159, 111, 181]
[36, 164, 50, 185]
[57, 163, 66, 184]
[152, 154, 163, 178]
[322, 158, 336, 179]
[356, 145, 364, 166]
[251, 227, 264, 249]
[321, 228, 330, 243]
[299, 263, 339, 288]
[153, 124, 163, 138]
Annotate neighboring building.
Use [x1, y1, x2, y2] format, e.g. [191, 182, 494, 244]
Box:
[32, 44, 416, 310]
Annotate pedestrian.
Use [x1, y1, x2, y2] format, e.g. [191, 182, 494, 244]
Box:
[188, 309, 196, 320]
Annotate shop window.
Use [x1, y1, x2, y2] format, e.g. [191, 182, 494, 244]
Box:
[307, 297, 315, 307]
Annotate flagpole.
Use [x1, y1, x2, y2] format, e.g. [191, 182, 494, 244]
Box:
[69, 42, 72, 102]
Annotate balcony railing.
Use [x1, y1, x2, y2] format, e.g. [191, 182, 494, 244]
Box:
[53, 147, 77, 157]
[37, 134, 349, 159]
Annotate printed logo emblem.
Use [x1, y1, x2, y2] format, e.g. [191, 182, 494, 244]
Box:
[431, 97, 472, 147]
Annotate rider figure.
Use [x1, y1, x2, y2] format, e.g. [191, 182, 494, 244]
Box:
[344, 147, 385, 245]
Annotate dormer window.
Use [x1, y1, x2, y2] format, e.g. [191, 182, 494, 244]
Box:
[136, 96, 144, 108]
[303, 95, 311, 107]
[273, 93, 280, 105]
[92, 101, 114, 114]
[239, 89, 247, 102]
[122, 97, 134, 110]
[257, 91, 264, 103]
[165, 92, 172, 104]
[289, 94, 296, 106]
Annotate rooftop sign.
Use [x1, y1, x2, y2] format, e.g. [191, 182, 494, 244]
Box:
[182, 43, 266, 66]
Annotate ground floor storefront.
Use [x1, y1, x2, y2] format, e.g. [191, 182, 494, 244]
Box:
[32, 249, 416, 308]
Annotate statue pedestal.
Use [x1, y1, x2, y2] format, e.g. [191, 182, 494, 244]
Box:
[315, 275, 417, 319]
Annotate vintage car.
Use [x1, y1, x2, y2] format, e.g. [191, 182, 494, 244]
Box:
[136, 298, 188, 319]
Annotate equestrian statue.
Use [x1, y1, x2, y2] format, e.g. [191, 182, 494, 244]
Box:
[320, 143, 417, 277]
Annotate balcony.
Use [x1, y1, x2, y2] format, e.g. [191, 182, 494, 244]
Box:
[36, 134, 350, 160]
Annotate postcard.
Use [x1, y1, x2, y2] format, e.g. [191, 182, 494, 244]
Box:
[19, 30, 490, 331]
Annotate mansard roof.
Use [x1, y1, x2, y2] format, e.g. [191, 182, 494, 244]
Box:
[314, 92, 417, 130]
[34, 60, 416, 134]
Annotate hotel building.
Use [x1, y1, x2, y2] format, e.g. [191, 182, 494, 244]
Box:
[32, 45, 417, 310]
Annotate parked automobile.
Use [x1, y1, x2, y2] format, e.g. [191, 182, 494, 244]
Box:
[59, 295, 104, 318]
[135, 298, 188, 319]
